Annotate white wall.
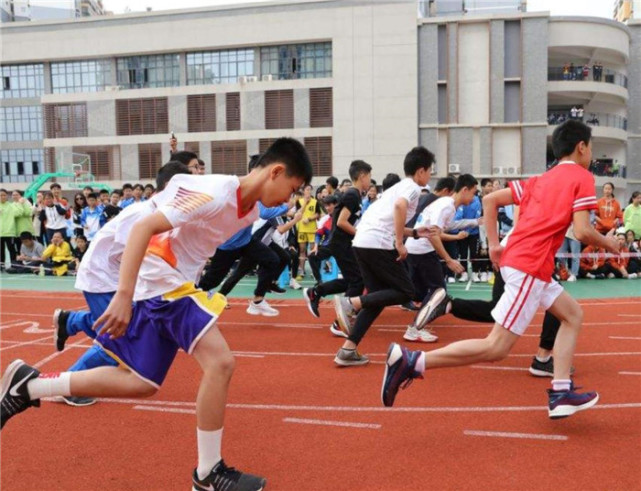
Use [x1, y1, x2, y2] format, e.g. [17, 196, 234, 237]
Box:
[458, 23, 490, 125]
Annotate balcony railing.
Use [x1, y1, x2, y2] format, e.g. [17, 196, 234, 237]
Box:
[546, 160, 626, 178]
[547, 111, 627, 131]
[548, 66, 628, 89]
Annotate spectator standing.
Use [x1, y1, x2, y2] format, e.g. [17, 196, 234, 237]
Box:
[40, 231, 73, 276]
[143, 184, 155, 200]
[40, 191, 68, 242]
[457, 189, 482, 283]
[595, 182, 623, 234]
[71, 193, 87, 238]
[11, 190, 34, 254]
[82, 186, 93, 199]
[81, 193, 102, 241]
[325, 176, 339, 196]
[118, 184, 134, 208]
[570, 106, 578, 119]
[72, 235, 89, 271]
[361, 184, 379, 213]
[623, 191, 641, 239]
[32, 191, 45, 244]
[6, 232, 44, 274]
[577, 107, 584, 120]
[0, 188, 19, 270]
[582, 64, 590, 80]
[100, 193, 122, 227]
[131, 184, 145, 204]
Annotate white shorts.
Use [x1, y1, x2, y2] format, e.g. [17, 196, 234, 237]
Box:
[491, 266, 564, 336]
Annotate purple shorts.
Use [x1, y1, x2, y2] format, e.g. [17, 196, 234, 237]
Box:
[96, 284, 227, 388]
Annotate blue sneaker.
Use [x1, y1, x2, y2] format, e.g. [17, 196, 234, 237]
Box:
[381, 343, 423, 407]
[548, 386, 599, 419]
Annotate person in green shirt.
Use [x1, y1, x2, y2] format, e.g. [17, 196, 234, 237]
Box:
[0, 188, 21, 270]
[623, 191, 641, 239]
[11, 190, 34, 254]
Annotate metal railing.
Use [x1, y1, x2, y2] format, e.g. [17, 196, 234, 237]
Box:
[547, 111, 627, 131]
[548, 66, 628, 89]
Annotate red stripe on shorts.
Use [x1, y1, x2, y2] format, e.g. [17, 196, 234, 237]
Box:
[502, 274, 529, 327]
[506, 276, 535, 331]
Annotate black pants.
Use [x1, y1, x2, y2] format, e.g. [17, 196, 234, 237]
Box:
[308, 245, 332, 283]
[349, 247, 415, 346]
[316, 242, 364, 298]
[5, 261, 42, 273]
[218, 239, 281, 297]
[443, 241, 459, 279]
[458, 235, 479, 273]
[1, 236, 17, 269]
[407, 252, 445, 304]
[450, 268, 561, 351]
[579, 266, 608, 278]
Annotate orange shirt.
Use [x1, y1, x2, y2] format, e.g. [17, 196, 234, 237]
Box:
[580, 246, 606, 270]
[608, 246, 629, 270]
[595, 197, 622, 233]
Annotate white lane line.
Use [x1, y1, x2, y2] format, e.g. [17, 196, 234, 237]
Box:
[228, 350, 641, 359]
[471, 366, 529, 372]
[610, 336, 641, 340]
[283, 417, 381, 430]
[33, 338, 92, 369]
[464, 430, 568, 441]
[618, 314, 641, 317]
[134, 405, 196, 414]
[0, 335, 53, 351]
[619, 371, 641, 376]
[234, 354, 265, 358]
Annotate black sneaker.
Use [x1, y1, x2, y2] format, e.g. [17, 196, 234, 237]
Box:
[414, 288, 451, 330]
[400, 302, 419, 312]
[303, 287, 321, 318]
[268, 283, 286, 295]
[53, 308, 70, 352]
[381, 343, 423, 407]
[192, 460, 266, 491]
[529, 357, 576, 378]
[1, 359, 40, 430]
[62, 396, 96, 407]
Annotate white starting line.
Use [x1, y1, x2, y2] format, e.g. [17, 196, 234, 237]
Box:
[283, 417, 381, 430]
[464, 430, 568, 441]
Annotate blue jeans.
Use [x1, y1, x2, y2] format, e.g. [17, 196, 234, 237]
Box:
[558, 237, 581, 277]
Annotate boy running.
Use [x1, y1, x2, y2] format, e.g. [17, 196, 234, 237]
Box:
[381, 120, 620, 419]
[1, 138, 312, 491]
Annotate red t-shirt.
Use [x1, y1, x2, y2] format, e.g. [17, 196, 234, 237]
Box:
[501, 161, 597, 282]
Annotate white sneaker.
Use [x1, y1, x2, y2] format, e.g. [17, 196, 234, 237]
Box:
[479, 272, 488, 282]
[403, 325, 438, 343]
[447, 277, 456, 284]
[567, 274, 577, 282]
[289, 278, 302, 290]
[459, 272, 469, 283]
[472, 272, 480, 283]
[586, 273, 596, 279]
[246, 299, 279, 317]
[607, 273, 615, 279]
[628, 273, 638, 279]
[333, 295, 354, 335]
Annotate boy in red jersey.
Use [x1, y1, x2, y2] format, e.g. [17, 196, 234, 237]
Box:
[382, 120, 619, 419]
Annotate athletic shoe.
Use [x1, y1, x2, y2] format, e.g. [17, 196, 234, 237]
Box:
[629, 273, 638, 279]
[62, 396, 96, 407]
[458, 272, 469, 283]
[333, 295, 354, 335]
[528, 357, 575, 378]
[381, 343, 423, 407]
[246, 300, 279, 317]
[192, 459, 266, 491]
[403, 325, 438, 343]
[567, 274, 577, 282]
[447, 277, 456, 284]
[548, 386, 599, 419]
[334, 348, 369, 366]
[1, 359, 40, 430]
[607, 272, 615, 279]
[289, 278, 302, 290]
[268, 283, 286, 295]
[400, 302, 420, 312]
[586, 273, 596, 279]
[295, 274, 304, 282]
[479, 272, 488, 282]
[53, 308, 70, 352]
[303, 287, 321, 318]
[413, 288, 450, 330]
[472, 272, 480, 283]
[329, 320, 348, 338]
[488, 272, 495, 285]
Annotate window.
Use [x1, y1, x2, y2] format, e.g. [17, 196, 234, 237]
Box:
[116, 55, 180, 89]
[116, 98, 168, 136]
[73, 146, 116, 180]
[304, 136, 332, 176]
[211, 140, 247, 175]
[187, 94, 216, 133]
[0, 148, 43, 183]
[0, 106, 42, 141]
[0, 64, 44, 99]
[309, 88, 332, 127]
[504, 81, 521, 123]
[187, 49, 255, 85]
[43, 103, 88, 138]
[504, 21, 521, 78]
[260, 42, 332, 80]
[184, 141, 201, 155]
[265, 90, 294, 129]
[51, 59, 112, 94]
[226, 92, 240, 131]
[138, 143, 162, 180]
[259, 138, 277, 154]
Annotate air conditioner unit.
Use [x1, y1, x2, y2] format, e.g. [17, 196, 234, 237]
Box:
[506, 166, 518, 175]
[448, 164, 460, 173]
[493, 167, 506, 175]
[238, 76, 248, 84]
[247, 76, 259, 82]
[261, 74, 273, 82]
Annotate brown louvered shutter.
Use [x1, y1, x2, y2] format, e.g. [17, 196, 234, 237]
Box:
[138, 143, 162, 180]
[44, 147, 56, 173]
[43, 106, 55, 139]
[211, 140, 247, 175]
[259, 138, 277, 154]
[184, 141, 201, 155]
[116, 98, 168, 136]
[187, 94, 216, 133]
[226, 93, 240, 131]
[304, 136, 332, 176]
[43, 103, 87, 138]
[73, 146, 114, 180]
[265, 90, 294, 129]
[310, 88, 332, 128]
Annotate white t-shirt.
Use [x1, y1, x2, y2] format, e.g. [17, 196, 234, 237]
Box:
[353, 178, 421, 250]
[134, 174, 259, 301]
[406, 196, 456, 255]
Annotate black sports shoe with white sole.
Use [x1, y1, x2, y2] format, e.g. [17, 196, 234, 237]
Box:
[53, 308, 70, 352]
[192, 460, 266, 491]
[1, 359, 40, 430]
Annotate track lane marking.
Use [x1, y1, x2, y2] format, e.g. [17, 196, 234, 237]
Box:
[464, 430, 567, 441]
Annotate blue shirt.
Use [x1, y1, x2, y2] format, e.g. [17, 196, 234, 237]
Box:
[118, 197, 135, 209]
[80, 206, 103, 240]
[457, 195, 481, 236]
[218, 203, 289, 251]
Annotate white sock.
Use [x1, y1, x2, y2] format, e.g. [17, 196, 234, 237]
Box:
[536, 355, 551, 363]
[552, 379, 572, 392]
[197, 428, 223, 480]
[415, 352, 426, 374]
[26, 372, 72, 400]
[445, 301, 452, 314]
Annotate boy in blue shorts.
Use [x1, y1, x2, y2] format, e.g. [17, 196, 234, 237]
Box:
[1, 138, 312, 491]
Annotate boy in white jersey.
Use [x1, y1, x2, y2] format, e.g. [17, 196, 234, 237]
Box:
[1, 138, 312, 491]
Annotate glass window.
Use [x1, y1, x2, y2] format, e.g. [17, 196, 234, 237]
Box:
[187, 48, 255, 85]
[0, 64, 44, 99]
[116, 54, 180, 89]
[0, 148, 43, 183]
[260, 42, 332, 80]
[0, 106, 43, 142]
[51, 59, 112, 93]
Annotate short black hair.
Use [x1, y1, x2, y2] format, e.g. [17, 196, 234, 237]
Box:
[133, 184, 144, 191]
[552, 120, 592, 159]
[0, 188, 7, 194]
[348, 160, 372, 182]
[122, 183, 133, 190]
[99, 189, 109, 195]
[248, 154, 262, 172]
[144, 184, 155, 191]
[83, 185, 93, 192]
[403, 146, 435, 176]
[50, 183, 61, 190]
[603, 182, 615, 190]
[12, 189, 23, 196]
[111, 189, 122, 197]
[480, 178, 492, 188]
[20, 231, 34, 240]
[454, 174, 478, 192]
[156, 161, 191, 191]
[76, 235, 87, 242]
[257, 138, 313, 184]
[197, 158, 205, 167]
[171, 151, 198, 166]
[340, 179, 352, 187]
[434, 177, 456, 192]
[86, 192, 98, 200]
[323, 195, 339, 205]
[382, 173, 401, 191]
[44, 191, 54, 199]
[326, 176, 338, 189]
